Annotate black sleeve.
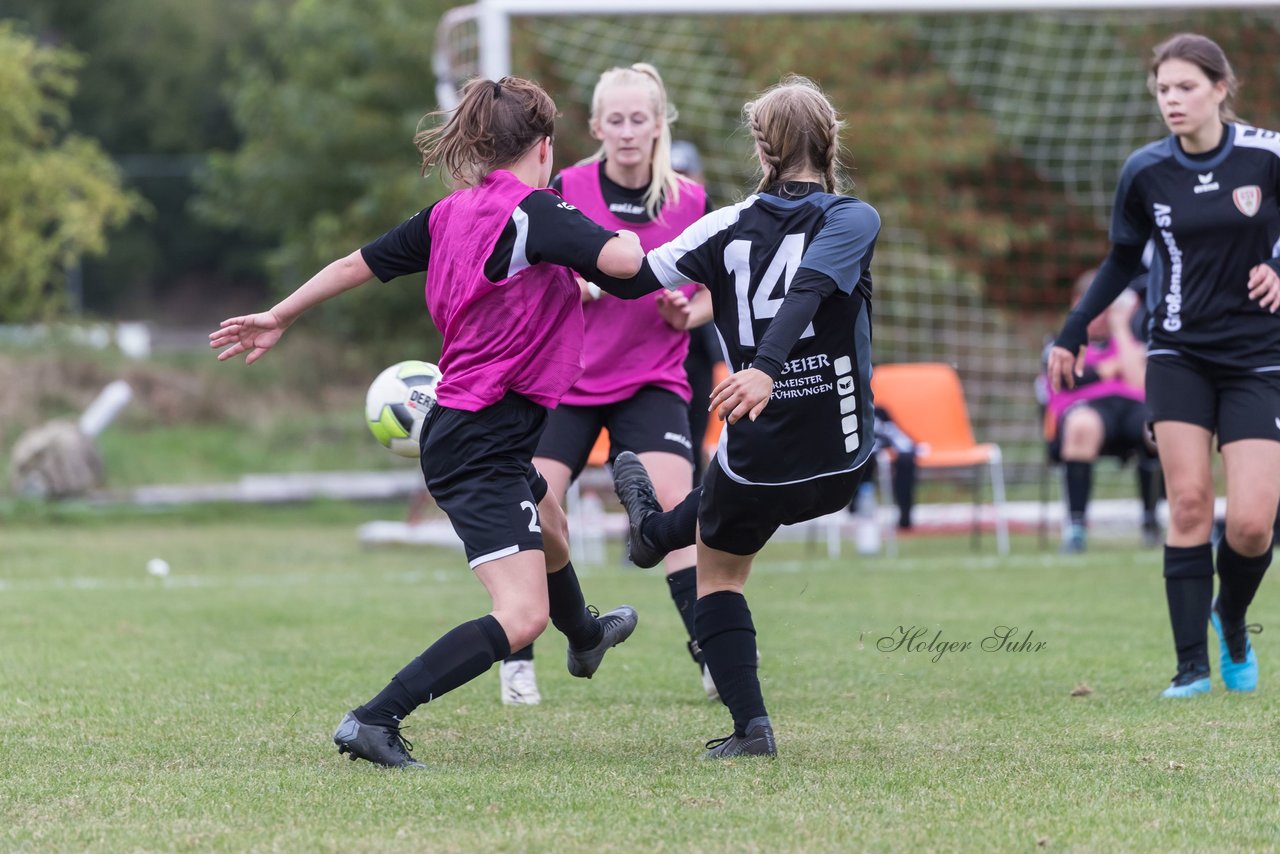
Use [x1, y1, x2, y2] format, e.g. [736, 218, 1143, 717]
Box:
[360, 204, 435, 282]
[590, 259, 664, 299]
[1054, 241, 1146, 353]
[750, 267, 841, 381]
[484, 189, 616, 282]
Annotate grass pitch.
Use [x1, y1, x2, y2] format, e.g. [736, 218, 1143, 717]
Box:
[2, 505, 1276, 851]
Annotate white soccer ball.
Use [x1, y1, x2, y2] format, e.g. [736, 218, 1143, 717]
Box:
[365, 360, 442, 458]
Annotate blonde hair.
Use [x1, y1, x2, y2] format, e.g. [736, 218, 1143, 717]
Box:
[745, 75, 845, 194]
[1148, 33, 1240, 123]
[582, 63, 684, 220]
[415, 76, 557, 188]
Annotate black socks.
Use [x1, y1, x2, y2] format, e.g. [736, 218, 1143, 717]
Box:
[695, 590, 766, 734]
[548, 562, 603, 650]
[666, 566, 699, 642]
[1064, 461, 1092, 525]
[643, 487, 701, 554]
[356, 614, 511, 727]
[1163, 543, 1213, 671]
[1216, 537, 1272, 623]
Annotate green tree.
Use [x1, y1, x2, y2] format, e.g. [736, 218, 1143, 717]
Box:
[0, 23, 140, 322]
[198, 0, 456, 363]
[6, 0, 270, 319]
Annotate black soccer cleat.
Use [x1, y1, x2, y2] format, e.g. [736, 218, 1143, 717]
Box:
[567, 605, 638, 678]
[702, 715, 777, 759]
[611, 451, 665, 569]
[332, 711, 426, 768]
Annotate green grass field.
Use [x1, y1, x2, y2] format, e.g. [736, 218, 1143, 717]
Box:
[3, 505, 1277, 851]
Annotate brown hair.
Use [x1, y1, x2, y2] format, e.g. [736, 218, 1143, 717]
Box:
[1148, 33, 1239, 123]
[745, 75, 845, 194]
[415, 76, 557, 187]
[582, 63, 685, 220]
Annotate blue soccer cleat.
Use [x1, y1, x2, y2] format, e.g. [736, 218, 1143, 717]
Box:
[1160, 662, 1211, 698]
[1211, 600, 1261, 693]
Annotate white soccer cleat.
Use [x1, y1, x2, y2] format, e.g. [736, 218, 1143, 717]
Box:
[499, 659, 541, 706]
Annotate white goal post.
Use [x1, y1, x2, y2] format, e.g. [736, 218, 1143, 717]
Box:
[441, 0, 1279, 94]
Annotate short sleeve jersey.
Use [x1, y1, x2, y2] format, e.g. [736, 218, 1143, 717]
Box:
[1111, 123, 1280, 368]
[644, 188, 881, 485]
[360, 173, 617, 410]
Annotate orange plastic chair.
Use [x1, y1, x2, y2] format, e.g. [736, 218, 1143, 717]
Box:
[586, 428, 611, 468]
[702, 362, 731, 459]
[870, 362, 1009, 555]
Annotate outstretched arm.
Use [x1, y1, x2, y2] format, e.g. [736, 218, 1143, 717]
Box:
[210, 249, 374, 364]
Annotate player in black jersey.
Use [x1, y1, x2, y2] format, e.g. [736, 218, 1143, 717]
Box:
[1049, 34, 1278, 698]
[593, 76, 880, 758]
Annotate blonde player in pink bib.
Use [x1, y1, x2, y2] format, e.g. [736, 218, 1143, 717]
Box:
[497, 64, 720, 706]
[212, 76, 644, 768]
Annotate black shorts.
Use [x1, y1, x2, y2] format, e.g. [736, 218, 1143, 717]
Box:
[419, 393, 551, 567]
[1146, 353, 1280, 447]
[698, 457, 866, 556]
[1052, 396, 1150, 460]
[535, 386, 694, 479]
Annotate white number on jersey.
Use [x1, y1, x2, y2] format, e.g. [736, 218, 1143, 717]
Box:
[724, 233, 814, 347]
[520, 500, 541, 533]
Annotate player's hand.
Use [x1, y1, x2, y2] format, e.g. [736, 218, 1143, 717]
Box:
[1247, 263, 1280, 313]
[1047, 344, 1085, 393]
[209, 310, 288, 365]
[710, 367, 773, 425]
[655, 290, 692, 330]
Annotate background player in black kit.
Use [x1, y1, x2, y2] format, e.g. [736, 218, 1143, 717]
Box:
[1049, 34, 1280, 698]
[592, 76, 880, 757]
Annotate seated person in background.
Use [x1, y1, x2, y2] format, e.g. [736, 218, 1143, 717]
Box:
[850, 406, 919, 531]
[1044, 268, 1159, 553]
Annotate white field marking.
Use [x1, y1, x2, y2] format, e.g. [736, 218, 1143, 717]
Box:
[0, 548, 1156, 594]
[0, 567, 469, 595]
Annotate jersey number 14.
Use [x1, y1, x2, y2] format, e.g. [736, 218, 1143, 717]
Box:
[725, 233, 815, 348]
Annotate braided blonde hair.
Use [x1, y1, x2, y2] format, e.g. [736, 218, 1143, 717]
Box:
[581, 63, 684, 220]
[745, 75, 845, 194]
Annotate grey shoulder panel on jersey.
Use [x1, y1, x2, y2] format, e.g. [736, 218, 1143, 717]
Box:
[798, 197, 881, 295]
[1111, 138, 1174, 245]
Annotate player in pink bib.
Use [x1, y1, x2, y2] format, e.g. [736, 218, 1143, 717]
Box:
[497, 64, 720, 706]
[212, 77, 644, 768]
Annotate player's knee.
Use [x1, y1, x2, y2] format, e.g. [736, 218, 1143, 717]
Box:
[1166, 489, 1213, 534]
[1060, 408, 1103, 459]
[1224, 515, 1274, 557]
[498, 607, 549, 650]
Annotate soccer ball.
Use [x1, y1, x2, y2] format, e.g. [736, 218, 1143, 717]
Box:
[365, 360, 442, 458]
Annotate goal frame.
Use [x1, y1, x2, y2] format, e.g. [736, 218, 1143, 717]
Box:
[438, 0, 1279, 95]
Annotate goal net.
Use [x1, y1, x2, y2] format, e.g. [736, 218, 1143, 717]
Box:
[435, 3, 1280, 485]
